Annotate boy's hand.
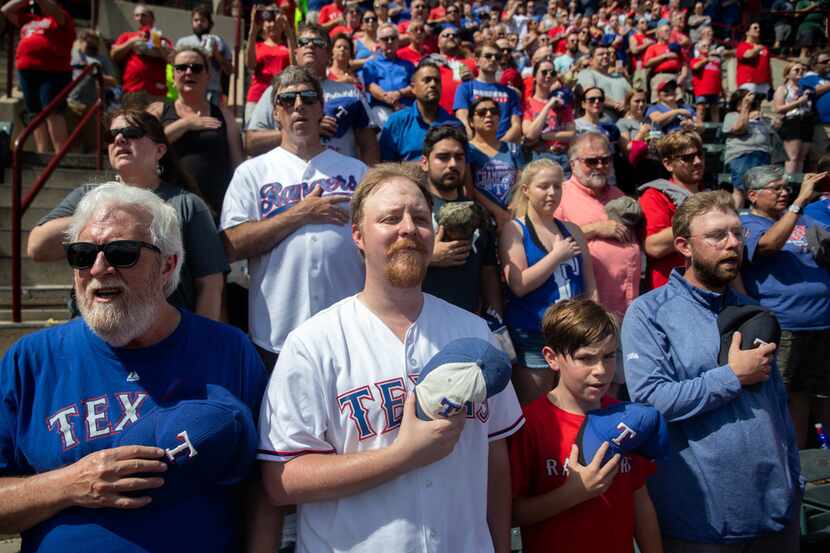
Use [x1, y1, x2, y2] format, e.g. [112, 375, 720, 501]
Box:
[564, 443, 621, 501]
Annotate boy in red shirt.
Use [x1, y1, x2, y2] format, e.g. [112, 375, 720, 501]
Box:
[690, 41, 723, 123]
[508, 299, 662, 553]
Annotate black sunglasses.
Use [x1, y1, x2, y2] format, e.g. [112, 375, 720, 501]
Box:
[538, 69, 554, 77]
[482, 52, 500, 60]
[297, 37, 327, 48]
[475, 107, 499, 117]
[585, 96, 605, 103]
[673, 150, 703, 164]
[276, 90, 320, 107]
[107, 126, 146, 143]
[441, 32, 459, 39]
[364, 16, 377, 22]
[379, 35, 398, 42]
[578, 155, 612, 167]
[173, 63, 205, 74]
[64, 240, 161, 270]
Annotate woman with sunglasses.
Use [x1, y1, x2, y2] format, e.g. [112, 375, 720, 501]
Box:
[148, 47, 243, 216]
[773, 61, 814, 179]
[27, 109, 228, 321]
[500, 159, 597, 404]
[575, 85, 626, 156]
[245, 4, 294, 121]
[522, 59, 576, 176]
[328, 33, 362, 87]
[467, 97, 529, 229]
[353, 9, 380, 66]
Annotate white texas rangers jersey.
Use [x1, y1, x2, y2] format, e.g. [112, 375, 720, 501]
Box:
[220, 147, 367, 353]
[258, 293, 524, 553]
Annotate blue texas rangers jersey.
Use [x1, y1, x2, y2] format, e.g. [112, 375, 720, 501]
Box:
[0, 310, 267, 553]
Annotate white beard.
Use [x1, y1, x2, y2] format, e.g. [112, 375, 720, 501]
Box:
[77, 276, 163, 347]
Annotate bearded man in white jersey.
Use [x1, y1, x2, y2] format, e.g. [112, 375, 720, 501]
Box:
[256, 163, 524, 553]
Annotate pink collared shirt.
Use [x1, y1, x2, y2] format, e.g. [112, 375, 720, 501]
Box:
[554, 177, 641, 316]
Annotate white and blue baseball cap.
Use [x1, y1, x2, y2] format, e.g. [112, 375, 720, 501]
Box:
[576, 402, 670, 466]
[415, 337, 512, 421]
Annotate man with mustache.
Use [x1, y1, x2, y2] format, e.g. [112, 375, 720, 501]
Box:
[419, 124, 502, 315]
[0, 183, 267, 551]
[257, 163, 523, 553]
[622, 191, 800, 552]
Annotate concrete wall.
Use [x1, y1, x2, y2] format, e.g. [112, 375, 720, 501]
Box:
[98, 1, 238, 46]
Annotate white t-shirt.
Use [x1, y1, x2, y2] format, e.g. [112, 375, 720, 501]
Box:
[258, 293, 525, 553]
[220, 147, 368, 353]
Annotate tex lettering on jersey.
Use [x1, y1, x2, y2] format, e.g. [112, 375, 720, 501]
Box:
[46, 392, 149, 450]
[259, 174, 360, 218]
[336, 377, 491, 440]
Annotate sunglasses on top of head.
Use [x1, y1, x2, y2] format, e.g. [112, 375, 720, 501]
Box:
[64, 240, 161, 270]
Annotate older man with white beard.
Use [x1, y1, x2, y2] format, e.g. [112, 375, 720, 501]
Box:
[256, 164, 524, 553]
[0, 183, 267, 552]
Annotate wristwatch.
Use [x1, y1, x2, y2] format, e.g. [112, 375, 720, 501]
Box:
[788, 203, 802, 215]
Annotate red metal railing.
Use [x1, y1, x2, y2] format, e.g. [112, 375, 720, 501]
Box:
[10, 64, 104, 322]
[5, 27, 14, 98]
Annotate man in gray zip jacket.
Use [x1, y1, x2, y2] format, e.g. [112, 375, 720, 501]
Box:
[622, 191, 801, 552]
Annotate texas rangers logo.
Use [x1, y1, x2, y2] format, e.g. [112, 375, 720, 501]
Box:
[611, 422, 637, 446]
[165, 431, 198, 462]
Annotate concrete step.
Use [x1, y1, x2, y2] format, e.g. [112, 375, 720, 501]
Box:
[0, 258, 72, 287]
[0, 307, 70, 323]
[0, 229, 30, 257]
[1, 167, 115, 191]
[0, 206, 51, 231]
[0, 285, 72, 308]
[0, 185, 76, 210]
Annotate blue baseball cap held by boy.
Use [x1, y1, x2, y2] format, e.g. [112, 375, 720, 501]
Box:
[576, 402, 670, 466]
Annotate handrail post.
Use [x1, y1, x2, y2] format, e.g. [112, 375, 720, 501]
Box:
[11, 139, 21, 322]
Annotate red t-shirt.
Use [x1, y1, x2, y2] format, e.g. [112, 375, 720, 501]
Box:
[508, 396, 655, 553]
[547, 25, 566, 42]
[691, 57, 722, 96]
[114, 30, 172, 96]
[640, 186, 687, 289]
[16, 10, 75, 72]
[428, 6, 446, 21]
[736, 41, 771, 86]
[319, 2, 344, 25]
[247, 41, 291, 102]
[523, 95, 574, 151]
[438, 56, 477, 113]
[631, 33, 649, 70]
[643, 42, 682, 75]
[328, 24, 356, 38]
[397, 44, 432, 65]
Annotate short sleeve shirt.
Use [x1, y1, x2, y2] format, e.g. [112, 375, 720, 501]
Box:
[453, 80, 523, 139]
[639, 187, 686, 289]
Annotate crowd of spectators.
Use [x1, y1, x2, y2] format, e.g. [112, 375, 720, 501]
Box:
[3, 0, 830, 552]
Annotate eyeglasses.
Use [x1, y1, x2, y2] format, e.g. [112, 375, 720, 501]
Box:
[173, 63, 205, 74]
[578, 155, 612, 167]
[441, 32, 459, 39]
[691, 228, 744, 249]
[817, 58, 830, 65]
[363, 16, 377, 22]
[379, 35, 398, 42]
[757, 184, 789, 194]
[585, 96, 605, 103]
[482, 52, 500, 60]
[107, 126, 146, 143]
[297, 37, 327, 49]
[275, 90, 320, 107]
[475, 107, 499, 117]
[673, 150, 703, 164]
[64, 240, 161, 270]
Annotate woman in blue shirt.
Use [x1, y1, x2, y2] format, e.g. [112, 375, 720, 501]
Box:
[500, 158, 598, 404]
[467, 96, 527, 228]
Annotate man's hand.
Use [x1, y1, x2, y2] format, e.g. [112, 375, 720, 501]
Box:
[562, 443, 620, 501]
[590, 220, 632, 242]
[320, 115, 339, 138]
[392, 394, 465, 470]
[294, 185, 351, 225]
[431, 225, 471, 267]
[728, 331, 776, 386]
[458, 64, 473, 81]
[62, 446, 167, 509]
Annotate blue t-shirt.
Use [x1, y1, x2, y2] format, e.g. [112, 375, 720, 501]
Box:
[468, 141, 526, 208]
[379, 104, 461, 161]
[805, 197, 830, 227]
[361, 54, 415, 108]
[0, 310, 268, 552]
[452, 80, 523, 139]
[646, 102, 697, 133]
[741, 213, 830, 330]
[800, 73, 830, 124]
